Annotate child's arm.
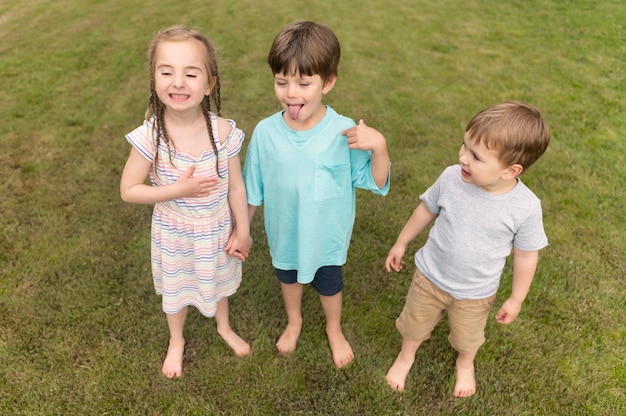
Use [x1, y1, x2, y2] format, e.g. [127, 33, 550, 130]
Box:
[342, 120, 390, 189]
[247, 204, 257, 222]
[120, 147, 218, 204]
[385, 202, 438, 272]
[495, 247, 539, 325]
[224, 202, 259, 258]
[225, 152, 253, 261]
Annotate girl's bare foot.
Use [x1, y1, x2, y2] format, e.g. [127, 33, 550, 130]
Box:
[218, 327, 251, 356]
[385, 353, 415, 392]
[327, 329, 354, 368]
[453, 363, 476, 397]
[162, 338, 185, 378]
[276, 322, 301, 355]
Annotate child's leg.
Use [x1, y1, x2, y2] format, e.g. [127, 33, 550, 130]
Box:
[320, 291, 354, 368]
[454, 350, 478, 398]
[276, 282, 303, 355]
[447, 294, 495, 398]
[214, 297, 251, 356]
[163, 307, 188, 378]
[387, 269, 448, 391]
[386, 338, 422, 392]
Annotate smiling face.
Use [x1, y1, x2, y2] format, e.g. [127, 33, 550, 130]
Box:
[273, 70, 336, 131]
[153, 39, 213, 115]
[458, 132, 521, 194]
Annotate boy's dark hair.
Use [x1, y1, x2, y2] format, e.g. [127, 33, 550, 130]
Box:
[268, 20, 340, 84]
[466, 101, 550, 172]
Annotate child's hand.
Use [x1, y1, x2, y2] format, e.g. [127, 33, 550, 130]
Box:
[176, 165, 219, 198]
[385, 243, 406, 272]
[224, 226, 253, 261]
[342, 119, 386, 152]
[495, 298, 523, 325]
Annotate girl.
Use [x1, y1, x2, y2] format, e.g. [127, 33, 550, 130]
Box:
[120, 26, 252, 378]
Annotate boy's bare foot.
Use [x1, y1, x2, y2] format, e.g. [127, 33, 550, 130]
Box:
[218, 327, 251, 356]
[385, 353, 415, 392]
[162, 338, 185, 378]
[453, 363, 476, 397]
[276, 322, 301, 355]
[327, 330, 354, 368]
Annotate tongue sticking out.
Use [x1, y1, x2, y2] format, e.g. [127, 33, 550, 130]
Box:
[287, 105, 302, 120]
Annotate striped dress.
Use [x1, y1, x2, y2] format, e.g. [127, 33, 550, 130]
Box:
[125, 114, 244, 318]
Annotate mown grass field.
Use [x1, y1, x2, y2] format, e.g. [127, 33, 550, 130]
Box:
[1, 0, 624, 415]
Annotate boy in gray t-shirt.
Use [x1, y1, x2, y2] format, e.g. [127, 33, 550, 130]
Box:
[385, 101, 550, 397]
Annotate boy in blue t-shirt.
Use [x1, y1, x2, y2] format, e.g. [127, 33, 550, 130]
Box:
[385, 101, 550, 397]
[243, 20, 390, 368]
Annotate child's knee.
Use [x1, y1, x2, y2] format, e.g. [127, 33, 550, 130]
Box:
[448, 331, 485, 353]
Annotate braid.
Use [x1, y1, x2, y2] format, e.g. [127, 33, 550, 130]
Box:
[213, 70, 222, 116]
[205, 38, 222, 177]
[147, 75, 175, 176]
[202, 96, 222, 178]
[146, 66, 162, 176]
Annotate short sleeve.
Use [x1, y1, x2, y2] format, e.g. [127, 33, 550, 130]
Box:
[419, 170, 446, 215]
[224, 119, 245, 158]
[513, 202, 548, 251]
[125, 120, 155, 163]
[242, 126, 263, 206]
[350, 149, 390, 196]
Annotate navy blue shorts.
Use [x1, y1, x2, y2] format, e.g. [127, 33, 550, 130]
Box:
[274, 266, 344, 296]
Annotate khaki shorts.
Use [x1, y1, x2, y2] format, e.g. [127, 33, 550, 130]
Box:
[396, 269, 496, 353]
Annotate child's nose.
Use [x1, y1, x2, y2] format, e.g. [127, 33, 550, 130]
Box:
[458, 147, 468, 164]
[173, 75, 185, 87]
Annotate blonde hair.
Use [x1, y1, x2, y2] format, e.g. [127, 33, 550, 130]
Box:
[466, 101, 550, 172]
[145, 26, 222, 173]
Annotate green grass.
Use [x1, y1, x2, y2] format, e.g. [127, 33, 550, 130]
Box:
[1, 0, 624, 414]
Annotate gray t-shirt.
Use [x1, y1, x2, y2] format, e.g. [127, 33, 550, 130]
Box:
[415, 165, 548, 299]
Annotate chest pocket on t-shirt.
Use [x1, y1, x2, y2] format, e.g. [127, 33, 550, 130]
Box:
[314, 164, 349, 202]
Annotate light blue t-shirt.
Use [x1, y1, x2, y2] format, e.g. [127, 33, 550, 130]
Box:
[243, 106, 390, 283]
[415, 165, 548, 299]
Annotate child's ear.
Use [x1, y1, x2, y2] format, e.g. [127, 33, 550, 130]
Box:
[504, 163, 524, 179]
[322, 75, 337, 94]
[205, 77, 217, 95]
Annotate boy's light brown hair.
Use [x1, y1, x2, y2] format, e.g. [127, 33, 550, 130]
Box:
[267, 20, 340, 84]
[466, 101, 550, 172]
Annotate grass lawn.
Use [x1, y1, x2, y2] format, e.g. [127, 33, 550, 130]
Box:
[1, 0, 624, 415]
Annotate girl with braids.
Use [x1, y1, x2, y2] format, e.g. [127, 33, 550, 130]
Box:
[121, 26, 252, 378]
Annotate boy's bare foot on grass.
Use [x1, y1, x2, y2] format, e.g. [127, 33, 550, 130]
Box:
[327, 329, 354, 368]
[276, 322, 301, 355]
[162, 338, 185, 378]
[453, 363, 476, 398]
[385, 353, 415, 392]
[218, 327, 251, 356]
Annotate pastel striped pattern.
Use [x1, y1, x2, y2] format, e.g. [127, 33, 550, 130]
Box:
[125, 115, 245, 317]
